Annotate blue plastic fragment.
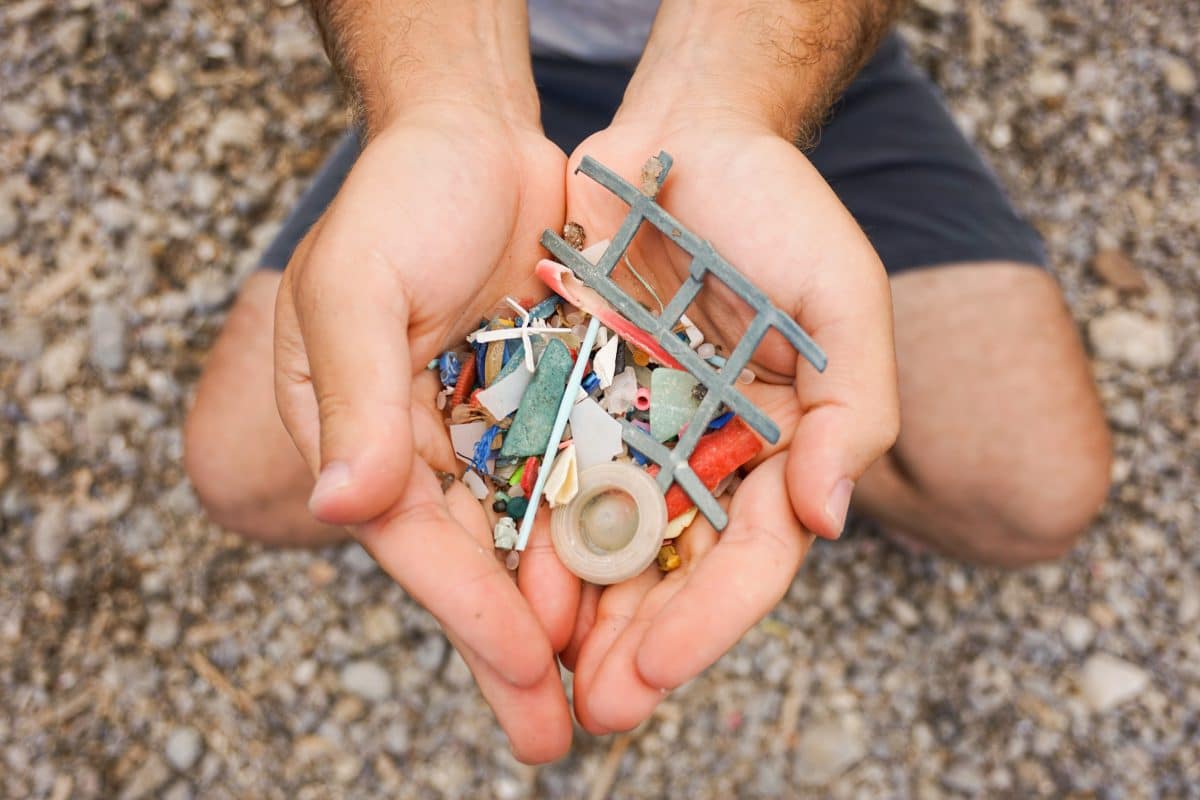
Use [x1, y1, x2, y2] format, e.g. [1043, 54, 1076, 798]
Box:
[581, 372, 600, 394]
[471, 424, 503, 474]
[473, 340, 487, 387]
[629, 447, 648, 466]
[527, 296, 561, 320]
[438, 352, 461, 388]
[708, 411, 734, 430]
[706, 354, 727, 368]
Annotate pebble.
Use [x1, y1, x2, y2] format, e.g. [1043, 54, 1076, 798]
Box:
[1088, 310, 1174, 370]
[794, 717, 866, 786]
[1029, 68, 1070, 101]
[147, 67, 177, 101]
[119, 754, 170, 800]
[1079, 653, 1150, 712]
[93, 198, 134, 234]
[1, 101, 40, 134]
[164, 726, 205, 771]
[339, 660, 392, 702]
[204, 110, 264, 162]
[31, 502, 68, 563]
[1160, 53, 1196, 96]
[89, 303, 127, 372]
[39, 337, 85, 392]
[144, 607, 181, 649]
[1061, 615, 1095, 652]
[0, 191, 18, 241]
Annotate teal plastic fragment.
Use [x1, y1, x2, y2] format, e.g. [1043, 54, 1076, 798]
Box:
[499, 339, 572, 458]
[649, 368, 700, 441]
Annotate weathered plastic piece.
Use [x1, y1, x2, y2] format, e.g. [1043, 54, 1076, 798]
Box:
[539, 152, 827, 531]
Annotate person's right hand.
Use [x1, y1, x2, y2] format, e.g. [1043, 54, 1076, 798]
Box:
[273, 105, 579, 763]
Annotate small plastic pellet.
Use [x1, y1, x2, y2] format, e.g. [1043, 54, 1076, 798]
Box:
[697, 342, 716, 359]
[505, 551, 520, 570]
[492, 499, 508, 513]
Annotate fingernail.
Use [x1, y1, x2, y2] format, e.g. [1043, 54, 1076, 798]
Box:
[309, 461, 352, 514]
[825, 478, 854, 538]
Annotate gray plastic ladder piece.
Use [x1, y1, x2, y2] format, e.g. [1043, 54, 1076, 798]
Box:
[540, 152, 827, 531]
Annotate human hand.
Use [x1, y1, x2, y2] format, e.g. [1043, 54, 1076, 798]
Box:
[553, 114, 900, 733]
[273, 106, 579, 761]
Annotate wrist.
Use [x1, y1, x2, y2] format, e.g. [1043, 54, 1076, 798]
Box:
[619, 0, 895, 143]
[312, 0, 541, 136]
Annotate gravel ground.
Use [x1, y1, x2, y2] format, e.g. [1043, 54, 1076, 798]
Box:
[1, 0, 1197, 797]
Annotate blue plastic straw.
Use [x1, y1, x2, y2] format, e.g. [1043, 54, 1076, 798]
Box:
[515, 315, 601, 551]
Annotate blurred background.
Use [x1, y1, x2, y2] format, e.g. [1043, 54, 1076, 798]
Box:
[0, 0, 1197, 797]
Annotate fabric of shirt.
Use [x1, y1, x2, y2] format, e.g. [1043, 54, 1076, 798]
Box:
[528, 0, 659, 63]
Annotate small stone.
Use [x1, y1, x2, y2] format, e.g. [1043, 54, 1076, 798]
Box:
[53, 15, 88, 56]
[292, 660, 318, 685]
[189, 172, 221, 209]
[1079, 653, 1149, 711]
[31, 502, 68, 563]
[1029, 68, 1070, 101]
[1088, 311, 1174, 370]
[147, 67, 177, 101]
[93, 198, 134, 233]
[0, 191, 18, 241]
[1061, 614, 1095, 651]
[361, 605, 401, 646]
[39, 337, 85, 392]
[499, 339, 572, 458]
[1160, 53, 1196, 96]
[119, 754, 170, 800]
[657, 544, 681, 572]
[413, 633, 447, 672]
[794, 717, 866, 786]
[1091, 248, 1147, 292]
[187, 270, 232, 312]
[649, 368, 700, 441]
[89, 303, 127, 372]
[2, 101, 41, 134]
[144, 607, 181, 649]
[164, 727, 204, 771]
[339, 660, 392, 701]
[890, 598, 921, 629]
[204, 110, 264, 162]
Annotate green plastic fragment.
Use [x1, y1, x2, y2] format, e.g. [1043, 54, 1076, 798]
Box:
[499, 339, 572, 458]
[508, 464, 524, 486]
[649, 368, 700, 441]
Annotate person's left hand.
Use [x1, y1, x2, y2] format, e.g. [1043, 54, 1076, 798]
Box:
[523, 112, 899, 733]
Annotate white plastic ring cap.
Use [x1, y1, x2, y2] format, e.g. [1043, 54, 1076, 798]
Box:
[550, 463, 667, 585]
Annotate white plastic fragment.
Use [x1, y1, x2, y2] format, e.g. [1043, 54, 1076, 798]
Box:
[737, 368, 756, 385]
[683, 325, 704, 348]
[570, 397, 625, 470]
[450, 421, 489, 462]
[593, 335, 621, 388]
[580, 239, 610, 265]
[601, 368, 638, 415]
[697, 342, 716, 359]
[463, 470, 489, 500]
[493, 517, 518, 550]
[475, 366, 534, 420]
[664, 506, 698, 540]
[544, 444, 579, 508]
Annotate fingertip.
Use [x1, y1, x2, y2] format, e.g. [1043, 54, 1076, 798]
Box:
[307, 434, 415, 526]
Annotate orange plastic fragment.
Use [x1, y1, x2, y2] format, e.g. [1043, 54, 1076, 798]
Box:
[648, 417, 762, 519]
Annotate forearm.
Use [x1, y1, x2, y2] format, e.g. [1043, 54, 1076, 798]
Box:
[306, 0, 539, 134]
[621, 0, 907, 143]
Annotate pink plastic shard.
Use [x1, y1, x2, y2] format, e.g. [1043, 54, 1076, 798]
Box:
[535, 259, 683, 370]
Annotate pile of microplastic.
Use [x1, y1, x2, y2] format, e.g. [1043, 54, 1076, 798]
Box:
[432, 243, 763, 582]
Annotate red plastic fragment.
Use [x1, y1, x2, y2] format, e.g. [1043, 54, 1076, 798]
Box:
[520, 456, 539, 497]
[450, 354, 477, 407]
[648, 417, 762, 519]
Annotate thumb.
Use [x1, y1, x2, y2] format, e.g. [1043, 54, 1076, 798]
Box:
[786, 306, 899, 540]
[276, 243, 415, 526]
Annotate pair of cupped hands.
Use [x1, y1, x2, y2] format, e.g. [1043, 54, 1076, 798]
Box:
[273, 101, 899, 763]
